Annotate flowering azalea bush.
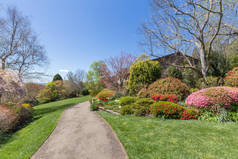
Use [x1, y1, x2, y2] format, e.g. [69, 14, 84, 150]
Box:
[152, 94, 178, 103]
[185, 87, 238, 111]
[180, 109, 200, 120]
[138, 77, 190, 100]
[225, 67, 238, 87]
[150, 101, 184, 119]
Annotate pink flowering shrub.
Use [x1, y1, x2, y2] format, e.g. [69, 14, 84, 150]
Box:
[185, 86, 238, 111]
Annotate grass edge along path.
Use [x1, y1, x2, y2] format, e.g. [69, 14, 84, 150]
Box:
[98, 111, 238, 159]
[0, 96, 89, 159]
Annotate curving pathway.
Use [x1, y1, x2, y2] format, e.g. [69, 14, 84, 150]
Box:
[31, 101, 128, 159]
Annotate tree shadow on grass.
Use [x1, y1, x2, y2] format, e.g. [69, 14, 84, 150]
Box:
[0, 103, 76, 147]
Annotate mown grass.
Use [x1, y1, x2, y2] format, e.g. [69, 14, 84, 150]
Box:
[98, 111, 238, 159]
[0, 96, 88, 159]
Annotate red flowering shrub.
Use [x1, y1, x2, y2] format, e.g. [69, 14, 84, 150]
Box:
[96, 89, 115, 101]
[152, 94, 178, 103]
[225, 67, 238, 87]
[180, 109, 200, 120]
[150, 101, 184, 119]
[186, 87, 238, 111]
[141, 77, 190, 100]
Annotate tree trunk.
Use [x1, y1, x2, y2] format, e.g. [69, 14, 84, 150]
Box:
[2, 59, 5, 70]
[196, 42, 208, 79]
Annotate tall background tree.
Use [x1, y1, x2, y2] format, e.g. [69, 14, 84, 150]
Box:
[65, 69, 85, 97]
[85, 61, 105, 96]
[0, 7, 47, 79]
[53, 74, 63, 81]
[142, 0, 238, 79]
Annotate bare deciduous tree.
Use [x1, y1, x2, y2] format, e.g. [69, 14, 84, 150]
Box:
[100, 53, 136, 93]
[142, 0, 238, 79]
[66, 69, 86, 96]
[0, 7, 47, 78]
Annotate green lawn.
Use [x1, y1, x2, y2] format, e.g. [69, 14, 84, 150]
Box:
[98, 111, 238, 159]
[0, 96, 88, 159]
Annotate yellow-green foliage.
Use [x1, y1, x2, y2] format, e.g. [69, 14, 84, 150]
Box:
[128, 60, 161, 95]
[36, 80, 67, 103]
[96, 89, 115, 99]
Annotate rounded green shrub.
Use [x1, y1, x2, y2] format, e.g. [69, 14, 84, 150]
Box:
[145, 77, 190, 100]
[225, 67, 238, 87]
[134, 98, 154, 116]
[119, 96, 137, 106]
[90, 103, 99, 111]
[135, 98, 154, 106]
[166, 66, 182, 79]
[128, 60, 161, 95]
[196, 76, 219, 89]
[120, 105, 134, 115]
[134, 105, 150, 116]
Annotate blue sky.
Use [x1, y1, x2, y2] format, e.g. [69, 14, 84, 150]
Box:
[0, 0, 151, 82]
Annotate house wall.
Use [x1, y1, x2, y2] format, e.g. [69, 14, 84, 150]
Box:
[153, 52, 198, 77]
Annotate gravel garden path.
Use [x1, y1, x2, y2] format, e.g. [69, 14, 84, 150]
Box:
[31, 101, 128, 159]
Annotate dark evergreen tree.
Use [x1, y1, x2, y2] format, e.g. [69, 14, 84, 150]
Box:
[53, 74, 63, 81]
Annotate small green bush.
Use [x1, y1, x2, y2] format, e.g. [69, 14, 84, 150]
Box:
[133, 104, 150, 116]
[120, 105, 134, 115]
[119, 96, 137, 106]
[196, 76, 219, 89]
[166, 66, 182, 79]
[135, 98, 154, 107]
[90, 103, 99, 111]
